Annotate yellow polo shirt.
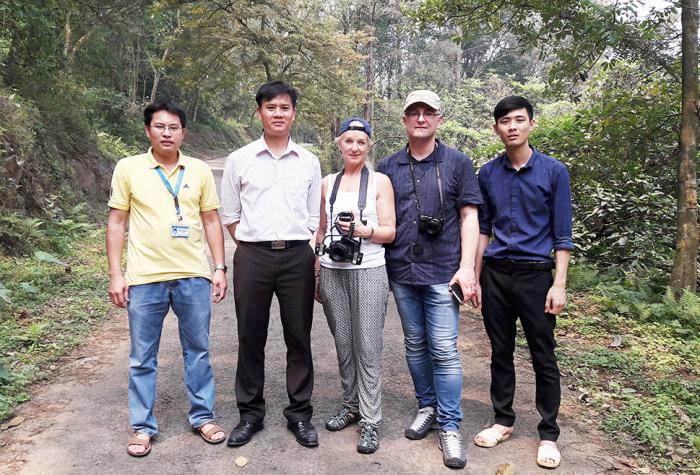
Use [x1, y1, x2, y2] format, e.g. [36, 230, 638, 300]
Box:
[108, 149, 220, 285]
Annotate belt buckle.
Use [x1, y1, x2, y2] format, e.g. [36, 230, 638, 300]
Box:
[271, 240, 287, 250]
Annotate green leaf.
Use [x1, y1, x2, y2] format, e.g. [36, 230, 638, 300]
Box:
[0, 282, 11, 303]
[33, 251, 66, 266]
[20, 282, 39, 294]
[0, 365, 12, 382]
[693, 436, 700, 451]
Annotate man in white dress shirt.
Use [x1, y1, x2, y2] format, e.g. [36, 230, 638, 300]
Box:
[221, 80, 322, 448]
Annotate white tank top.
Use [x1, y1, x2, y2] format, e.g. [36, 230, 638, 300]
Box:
[320, 171, 385, 269]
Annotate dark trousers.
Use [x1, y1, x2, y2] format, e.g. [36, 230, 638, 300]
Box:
[480, 261, 561, 441]
[232, 242, 315, 423]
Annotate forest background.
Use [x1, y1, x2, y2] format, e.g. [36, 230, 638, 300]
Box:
[0, 0, 698, 471]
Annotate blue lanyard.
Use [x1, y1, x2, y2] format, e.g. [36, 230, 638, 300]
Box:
[156, 166, 185, 221]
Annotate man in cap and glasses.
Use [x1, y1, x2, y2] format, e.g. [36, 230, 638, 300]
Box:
[377, 90, 482, 468]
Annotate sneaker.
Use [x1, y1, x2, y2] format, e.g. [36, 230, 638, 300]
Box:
[357, 423, 379, 454]
[438, 430, 467, 468]
[404, 406, 438, 440]
[325, 407, 359, 432]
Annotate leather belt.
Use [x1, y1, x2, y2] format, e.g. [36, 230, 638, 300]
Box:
[240, 240, 308, 250]
[484, 258, 555, 272]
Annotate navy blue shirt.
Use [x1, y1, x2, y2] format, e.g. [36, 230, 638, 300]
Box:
[377, 141, 482, 285]
[478, 148, 573, 261]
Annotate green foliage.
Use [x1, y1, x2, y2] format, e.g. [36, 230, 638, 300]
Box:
[96, 131, 141, 163]
[559, 264, 700, 471]
[0, 226, 110, 420]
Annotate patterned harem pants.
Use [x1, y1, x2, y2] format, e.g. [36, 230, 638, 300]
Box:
[320, 265, 389, 427]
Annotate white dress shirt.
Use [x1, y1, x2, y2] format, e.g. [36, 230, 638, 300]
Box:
[221, 136, 322, 241]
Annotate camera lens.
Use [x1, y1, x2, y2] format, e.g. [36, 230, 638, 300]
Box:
[328, 241, 351, 261]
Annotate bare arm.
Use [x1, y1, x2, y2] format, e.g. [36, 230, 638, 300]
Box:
[368, 173, 396, 243]
[201, 209, 227, 303]
[314, 177, 329, 303]
[545, 249, 570, 315]
[106, 208, 129, 308]
[448, 205, 480, 303]
[340, 173, 396, 243]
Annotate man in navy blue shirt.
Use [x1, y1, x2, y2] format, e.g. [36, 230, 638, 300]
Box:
[472, 96, 573, 470]
[377, 90, 482, 469]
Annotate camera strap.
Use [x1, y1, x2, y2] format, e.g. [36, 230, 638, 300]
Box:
[328, 165, 369, 243]
[407, 143, 446, 220]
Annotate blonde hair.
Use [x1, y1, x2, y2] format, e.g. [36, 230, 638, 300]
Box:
[334, 131, 374, 148]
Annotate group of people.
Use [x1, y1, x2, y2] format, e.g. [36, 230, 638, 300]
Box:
[106, 80, 572, 470]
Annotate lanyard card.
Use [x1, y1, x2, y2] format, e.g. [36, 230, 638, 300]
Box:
[170, 223, 190, 238]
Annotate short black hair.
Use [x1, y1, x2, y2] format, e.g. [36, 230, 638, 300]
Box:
[255, 80, 299, 108]
[144, 100, 187, 128]
[493, 96, 534, 122]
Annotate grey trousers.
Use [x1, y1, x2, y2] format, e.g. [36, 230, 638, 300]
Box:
[320, 265, 389, 426]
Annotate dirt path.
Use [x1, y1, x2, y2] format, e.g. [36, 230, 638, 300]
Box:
[0, 160, 626, 474]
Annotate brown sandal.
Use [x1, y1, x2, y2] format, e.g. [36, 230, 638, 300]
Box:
[127, 432, 151, 457]
[195, 422, 226, 444]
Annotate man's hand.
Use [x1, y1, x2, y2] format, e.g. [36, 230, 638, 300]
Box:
[449, 266, 477, 304]
[314, 276, 322, 303]
[108, 273, 129, 308]
[545, 284, 566, 315]
[470, 283, 482, 310]
[211, 270, 227, 303]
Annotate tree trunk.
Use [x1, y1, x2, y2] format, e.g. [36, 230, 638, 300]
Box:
[362, 1, 377, 122]
[670, 0, 699, 293]
[150, 47, 170, 102]
[192, 89, 200, 123]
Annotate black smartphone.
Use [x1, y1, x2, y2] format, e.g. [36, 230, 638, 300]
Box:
[450, 283, 464, 304]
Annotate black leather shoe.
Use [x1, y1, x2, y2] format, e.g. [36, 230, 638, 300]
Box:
[226, 420, 263, 447]
[287, 420, 319, 447]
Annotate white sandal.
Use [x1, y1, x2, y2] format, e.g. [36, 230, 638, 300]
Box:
[537, 443, 561, 468]
[473, 427, 512, 448]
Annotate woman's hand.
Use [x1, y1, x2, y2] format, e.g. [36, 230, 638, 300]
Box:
[335, 210, 372, 239]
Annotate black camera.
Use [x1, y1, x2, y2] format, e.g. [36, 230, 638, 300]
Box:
[327, 236, 363, 264]
[419, 215, 444, 235]
[315, 211, 364, 264]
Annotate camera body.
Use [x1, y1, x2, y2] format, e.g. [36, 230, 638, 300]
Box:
[419, 214, 444, 235]
[327, 236, 363, 264]
[315, 211, 364, 265]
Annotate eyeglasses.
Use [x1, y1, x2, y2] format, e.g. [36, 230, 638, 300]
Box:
[405, 111, 440, 120]
[149, 123, 182, 134]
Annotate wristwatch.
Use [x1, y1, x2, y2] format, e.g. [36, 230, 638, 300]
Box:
[214, 264, 228, 273]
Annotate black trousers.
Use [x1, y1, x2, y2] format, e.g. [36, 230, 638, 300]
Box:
[480, 261, 561, 441]
[232, 243, 315, 423]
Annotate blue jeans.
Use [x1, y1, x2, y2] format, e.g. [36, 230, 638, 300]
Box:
[127, 277, 216, 436]
[390, 280, 463, 431]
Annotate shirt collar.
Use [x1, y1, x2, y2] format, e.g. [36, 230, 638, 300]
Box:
[397, 139, 441, 165]
[254, 135, 300, 160]
[146, 147, 185, 170]
[501, 146, 539, 170]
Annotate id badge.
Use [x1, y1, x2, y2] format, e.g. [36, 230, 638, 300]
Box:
[170, 224, 190, 238]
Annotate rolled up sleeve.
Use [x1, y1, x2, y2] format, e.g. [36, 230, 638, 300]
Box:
[551, 164, 574, 251]
[307, 157, 322, 232]
[220, 152, 241, 226]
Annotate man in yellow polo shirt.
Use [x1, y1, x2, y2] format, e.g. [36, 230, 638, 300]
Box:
[106, 100, 228, 457]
